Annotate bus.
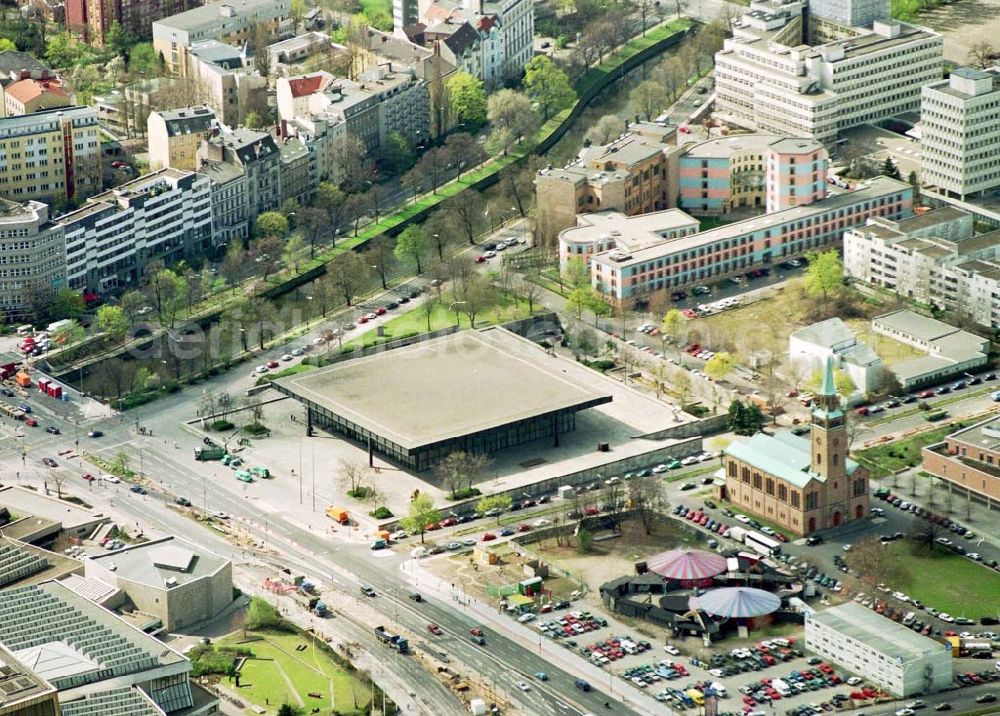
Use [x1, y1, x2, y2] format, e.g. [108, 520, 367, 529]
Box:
[744, 530, 782, 557]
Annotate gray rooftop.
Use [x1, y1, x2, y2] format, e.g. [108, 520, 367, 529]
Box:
[0, 642, 55, 710]
[155, 106, 216, 136]
[274, 328, 613, 451]
[791, 318, 856, 349]
[88, 536, 228, 589]
[560, 209, 701, 251]
[154, 0, 288, 34]
[682, 133, 784, 159]
[874, 309, 968, 343]
[808, 602, 953, 662]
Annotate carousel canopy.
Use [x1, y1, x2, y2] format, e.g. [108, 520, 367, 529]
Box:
[647, 549, 728, 581]
[692, 586, 781, 618]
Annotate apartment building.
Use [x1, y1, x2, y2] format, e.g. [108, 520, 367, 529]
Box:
[197, 125, 280, 232]
[806, 603, 952, 697]
[843, 206, 1000, 329]
[65, 0, 202, 45]
[153, 0, 293, 74]
[587, 176, 912, 305]
[922, 414, 1000, 504]
[58, 168, 213, 292]
[724, 358, 869, 535]
[199, 159, 247, 245]
[678, 134, 828, 215]
[0, 105, 101, 203]
[921, 67, 1000, 200]
[279, 136, 312, 206]
[0, 199, 66, 321]
[3, 78, 69, 117]
[714, 20, 942, 145]
[147, 105, 218, 171]
[537, 124, 681, 239]
[185, 40, 268, 128]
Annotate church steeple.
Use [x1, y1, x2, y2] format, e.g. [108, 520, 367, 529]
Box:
[812, 355, 844, 423]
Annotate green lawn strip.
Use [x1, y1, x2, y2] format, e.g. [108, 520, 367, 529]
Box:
[255, 362, 315, 384]
[222, 631, 368, 714]
[886, 542, 1000, 618]
[854, 424, 965, 473]
[664, 464, 717, 483]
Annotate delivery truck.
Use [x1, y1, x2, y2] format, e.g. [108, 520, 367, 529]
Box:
[374, 626, 408, 653]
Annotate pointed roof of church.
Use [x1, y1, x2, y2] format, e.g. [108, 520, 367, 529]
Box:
[819, 354, 836, 397]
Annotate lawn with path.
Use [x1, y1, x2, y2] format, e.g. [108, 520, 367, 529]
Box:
[854, 423, 968, 474]
[222, 630, 369, 715]
[882, 542, 1000, 619]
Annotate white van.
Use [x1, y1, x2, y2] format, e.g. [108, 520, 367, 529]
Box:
[710, 682, 728, 698]
[902, 612, 915, 626]
[16, 324, 32, 336]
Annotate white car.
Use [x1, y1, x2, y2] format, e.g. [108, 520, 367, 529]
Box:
[281, 353, 293, 361]
[494, 243, 507, 251]
[515, 680, 530, 692]
[517, 613, 536, 623]
[663, 644, 680, 655]
[843, 544, 853, 552]
[734, 514, 751, 524]
[846, 677, 863, 686]
[531, 518, 551, 527]
[939, 613, 955, 623]
[892, 591, 910, 602]
[390, 530, 408, 540]
[312, 337, 326, 345]
[652, 464, 669, 474]
[212, 510, 230, 520]
[101, 474, 121, 484]
[697, 452, 714, 462]
[365, 312, 378, 320]
[484, 250, 496, 258]
[291, 347, 305, 356]
[255, 365, 268, 373]
[681, 456, 699, 466]
[895, 710, 915, 716]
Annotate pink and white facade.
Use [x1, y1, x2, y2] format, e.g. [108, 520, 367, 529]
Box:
[766, 138, 828, 213]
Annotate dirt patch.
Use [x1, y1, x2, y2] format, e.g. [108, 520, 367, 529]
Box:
[916, 0, 1000, 63]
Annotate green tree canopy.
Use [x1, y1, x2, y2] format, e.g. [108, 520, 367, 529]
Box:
[0, 39, 17, 53]
[96, 305, 129, 341]
[704, 351, 736, 382]
[523, 56, 576, 120]
[255, 211, 289, 238]
[394, 225, 428, 273]
[380, 131, 416, 175]
[52, 288, 85, 319]
[401, 493, 440, 544]
[476, 494, 513, 524]
[802, 250, 844, 307]
[446, 72, 488, 125]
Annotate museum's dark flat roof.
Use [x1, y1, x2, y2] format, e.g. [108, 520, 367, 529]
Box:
[275, 328, 613, 451]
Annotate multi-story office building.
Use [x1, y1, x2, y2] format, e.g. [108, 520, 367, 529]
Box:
[583, 176, 912, 305]
[843, 206, 1000, 329]
[197, 125, 280, 232]
[715, 20, 941, 145]
[808, 0, 889, 30]
[678, 134, 828, 215]
[147, 105, 218, 171]
[536, 124, 680, 239]
[723, 357, 870, 535]
[923, 414, 1000, 504]
[0, 105, 100, 204]
[558, 209, 701, 267]
[806, 603, 952, 696]
[153, 0, 292, 74]
[921, 67, 1000, 200]
[0, 199, 66, 321]
[58, 168, 213, 292]
[65, 0, 202, 45]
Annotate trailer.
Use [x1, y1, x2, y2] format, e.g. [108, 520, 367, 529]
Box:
[194, 445, 226, 461]
[374, 626, 409, 653]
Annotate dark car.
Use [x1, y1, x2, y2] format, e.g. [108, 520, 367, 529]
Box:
[385, 301, 399, 310]
[42, 457, 57, 467]
[45, 426, 60, 434]
[408, 592, 422, 602]
[680, 483, 697, 491]
[671, 290, 688, 301]
[130, 485, 147, 494]
[175, 496, 192, 506]
[87, 430, 103, 438]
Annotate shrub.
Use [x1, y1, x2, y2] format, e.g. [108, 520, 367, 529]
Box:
[211, 419, 235, 431]
[347, 486, 371, 499]
[244, 422, 269, 436]
[245, 597, 282, 630]
[583, 359, 616, 371]
[370, 506, 394, 519]
[446, 487, 482, 501]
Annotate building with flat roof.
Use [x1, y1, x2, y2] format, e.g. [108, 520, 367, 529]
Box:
[872, 310, 989, 388]
[0, 486, 107, 545]
[184, 41, 268, 129]
[153, 0, 293, 74]
[273, 328, 613, 470]
[536, 126, 681, 241]
[922, 414, 1000, 506]
[58, 168, 213, 293]
[843, 207, 1000, 330]
[805, 602, 952, 696]
[808, 0, 889, 31]
[0, 581, 203, 714]
[558, 209, 700, 269]
[722, 357, 869, 535]
[588, 176, 912, 305]
[714, 20, 941, 145]
[0, 199, 66, 322]
[921, 67, 1000, 200]
[85, 536, 233, 632]
[0, 536, 83, 589]
[789, 317, 882, 395]
[0, 643, 59, 716]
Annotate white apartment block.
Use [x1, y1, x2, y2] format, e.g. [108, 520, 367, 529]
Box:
[715, 20, 942, 145]
[0, 199, 65, 320]
[844, 206, 1000, 329]
[921, 67, 1000, 200]
[806, 603, 952, 697]
[58, 168, 213, 292]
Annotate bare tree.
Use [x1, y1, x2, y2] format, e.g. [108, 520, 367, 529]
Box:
[630, 474, 667, 535]
[601, 480, 626, 533]
[847, 536, 908, 587]
[967, 40, 996, 69]
[340, 459, 371, 496]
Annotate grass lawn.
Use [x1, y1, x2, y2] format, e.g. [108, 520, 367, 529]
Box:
[343, 291, 534, 348]
[844, 319, 923, 366]
[854, 423, 965, 474]
[697, 291, 802, 355]
[885, 541, 1000, 618]
[222, 630, 369, 715]
[256, 362, 315, 384]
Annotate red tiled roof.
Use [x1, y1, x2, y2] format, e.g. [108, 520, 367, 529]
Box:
[477, 15, 497, 32]
[5, 78, 66, 104]
[288, 75, 324, 98]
